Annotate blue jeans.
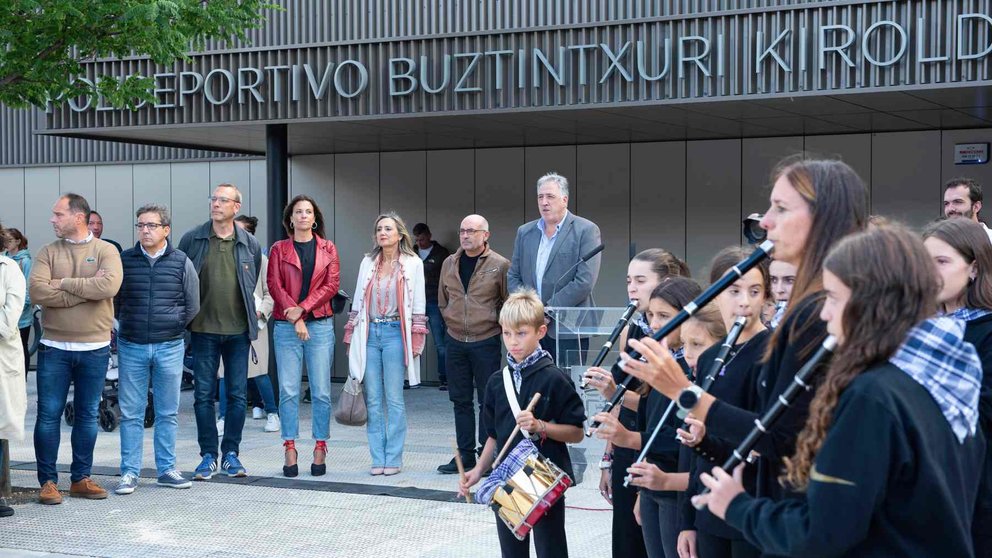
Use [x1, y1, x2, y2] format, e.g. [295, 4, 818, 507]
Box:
[425, 302, 447, 382]
[364, 321, 406, 467]
[191, 331, 249, 457]
[273, 318, 335, 441]
[117, 338, 184, 476]
[219, 374, 277, 416]
[33, 344, 109, 485]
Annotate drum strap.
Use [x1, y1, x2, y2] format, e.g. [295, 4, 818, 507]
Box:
[502, 366, 523, 418]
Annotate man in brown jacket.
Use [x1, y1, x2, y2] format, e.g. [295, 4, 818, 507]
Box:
[29, 193, 123, 504]
[436, 214, 509, 473]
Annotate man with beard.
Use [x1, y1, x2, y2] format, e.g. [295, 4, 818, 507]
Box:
[944, 177, 992, 242]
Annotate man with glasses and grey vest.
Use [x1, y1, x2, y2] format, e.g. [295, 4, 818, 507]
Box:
[178, 184, 261, 480]
[114, 204, 200, 495]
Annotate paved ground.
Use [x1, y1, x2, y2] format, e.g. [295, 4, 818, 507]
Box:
[1, 376, 613, 557]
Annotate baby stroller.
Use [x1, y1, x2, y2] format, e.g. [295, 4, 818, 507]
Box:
[63, 325, 156, 432]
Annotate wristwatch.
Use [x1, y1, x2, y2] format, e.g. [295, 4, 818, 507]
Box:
[677, 385, 704, 414]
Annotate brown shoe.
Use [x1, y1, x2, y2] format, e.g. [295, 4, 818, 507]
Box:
[69, 477, 108, 500]
[39, 481, 62, 505]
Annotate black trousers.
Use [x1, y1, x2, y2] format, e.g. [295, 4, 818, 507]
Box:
[495, 497, 568, 558]
[696, 530, 761, 558]
[20, 326, 30, 374]
[612, 447, 648, 558]
[447, 334, 502, 458]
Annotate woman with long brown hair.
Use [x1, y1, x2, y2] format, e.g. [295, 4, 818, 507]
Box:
[619, 157, 869, 517]
[676, 246, 771, 558]
[923, 217, 992, 557]
[583, 248, 689, 558]
[267, 196, 340, 477]
[695, 225, 984, 557]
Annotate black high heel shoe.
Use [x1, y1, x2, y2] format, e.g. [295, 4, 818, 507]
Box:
[312, 441, 327, 476]
[283, 440, 298, 478]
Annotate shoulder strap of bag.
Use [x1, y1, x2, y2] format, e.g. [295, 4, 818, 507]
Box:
[501, 366, 523, 418]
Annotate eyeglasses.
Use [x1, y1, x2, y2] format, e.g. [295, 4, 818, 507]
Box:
[459, 229, 487, 236]
[135, 223, 166, 230]
[208, 196, 238, 204]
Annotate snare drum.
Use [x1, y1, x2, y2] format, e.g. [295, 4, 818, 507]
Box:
[477, 439, 573, 540]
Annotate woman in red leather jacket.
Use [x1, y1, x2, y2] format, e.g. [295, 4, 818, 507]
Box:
[267, 194, 340, 478]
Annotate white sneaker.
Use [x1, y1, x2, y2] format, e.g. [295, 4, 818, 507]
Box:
[264, 413, 280, 433]
[216, 418, 225, 437]
[252, 407, 265, 420]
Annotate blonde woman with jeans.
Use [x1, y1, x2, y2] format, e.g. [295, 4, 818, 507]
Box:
[344, 212, 427, 476]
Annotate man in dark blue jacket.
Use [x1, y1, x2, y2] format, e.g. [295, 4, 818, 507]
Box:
[115, 204, 199, 495]
[178, 183, 261, 480]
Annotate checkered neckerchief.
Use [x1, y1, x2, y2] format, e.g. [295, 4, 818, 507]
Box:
[632, 314, 654, 337]
[507, 348, 551, 392]
[946, 307, 992, 322]
[475, 438, 539, 505]
[889, 317, 981, 443]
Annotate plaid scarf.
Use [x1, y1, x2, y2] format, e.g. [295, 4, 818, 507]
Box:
[946, 307, 992, 322]
[632, 314, 654, 337]
[476, 438, 539, 505]
[507, 348, 551, 392]
[889, 317, 982, 443]
[769, 301, 787, 329]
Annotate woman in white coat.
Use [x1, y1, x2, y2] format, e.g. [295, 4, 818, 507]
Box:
[0, 224, 27, 518]
[344, 212, 427, 476]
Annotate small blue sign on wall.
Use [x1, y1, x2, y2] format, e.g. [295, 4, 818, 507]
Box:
[955, 143, 990, 165]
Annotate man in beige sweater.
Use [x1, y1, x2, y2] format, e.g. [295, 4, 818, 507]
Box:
[29, 193, 122, 504]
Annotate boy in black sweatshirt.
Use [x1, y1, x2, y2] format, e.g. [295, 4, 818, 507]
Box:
[459, 289, 586, 558]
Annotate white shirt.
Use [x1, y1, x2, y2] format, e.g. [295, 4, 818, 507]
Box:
[534, 211, 568, 300]
[418, 246, 432, 260]
[982, 222, 992, 244]
[41, 232, 110, 352]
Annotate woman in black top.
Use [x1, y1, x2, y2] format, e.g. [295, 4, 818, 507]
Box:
[595, 277, 701, 558]
[620, 158, 869, 523]
[923, 217, 992, 557]
[676, 246, 771, 558]
[698, 225, 985, 557]
[583, 249, 689, 558]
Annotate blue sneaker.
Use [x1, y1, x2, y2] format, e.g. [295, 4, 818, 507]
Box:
[222, 452, 247, 477]
[194, 454, 217, 480]
[115, 473, 139, 495]
[157, 470, 192, 489]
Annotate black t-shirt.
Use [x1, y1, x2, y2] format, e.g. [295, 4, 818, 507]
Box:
[459, 252, 480, 292]
[681, 329, 770, 538]
[482, 355, 587, 480]
[706, 292, 830, 503]
[635, 355, 690, 500]
[294, 238, 317, 303]
[965, 313, 992, 530]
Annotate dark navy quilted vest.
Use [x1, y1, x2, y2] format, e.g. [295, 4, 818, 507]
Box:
[118, 244, 188, 343]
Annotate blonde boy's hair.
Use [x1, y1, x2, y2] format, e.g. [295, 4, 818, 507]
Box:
[499, 289, 546, 330]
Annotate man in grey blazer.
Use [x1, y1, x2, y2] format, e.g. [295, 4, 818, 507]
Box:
[507, 172, 602, 364]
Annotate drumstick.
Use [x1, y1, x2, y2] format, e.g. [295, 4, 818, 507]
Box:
[493, 392, 542, 467]
[452, 440, 472, 504]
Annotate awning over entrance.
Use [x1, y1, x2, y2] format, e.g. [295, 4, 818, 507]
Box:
[40, 85, 992, 156]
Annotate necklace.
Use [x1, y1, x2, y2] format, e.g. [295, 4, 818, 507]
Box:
[374, 256, 400, 316]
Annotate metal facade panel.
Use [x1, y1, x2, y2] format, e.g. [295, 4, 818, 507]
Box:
[0, 106, 250, 167]
[630, 141, 687, 261]
[95, 165, 136, 247]
[685, 138, 741, 276]
[475, 147, 526, 258]
[0, 168, 26, 232]
[43, 0, 992, 132]
[871, 130, 942, 228]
